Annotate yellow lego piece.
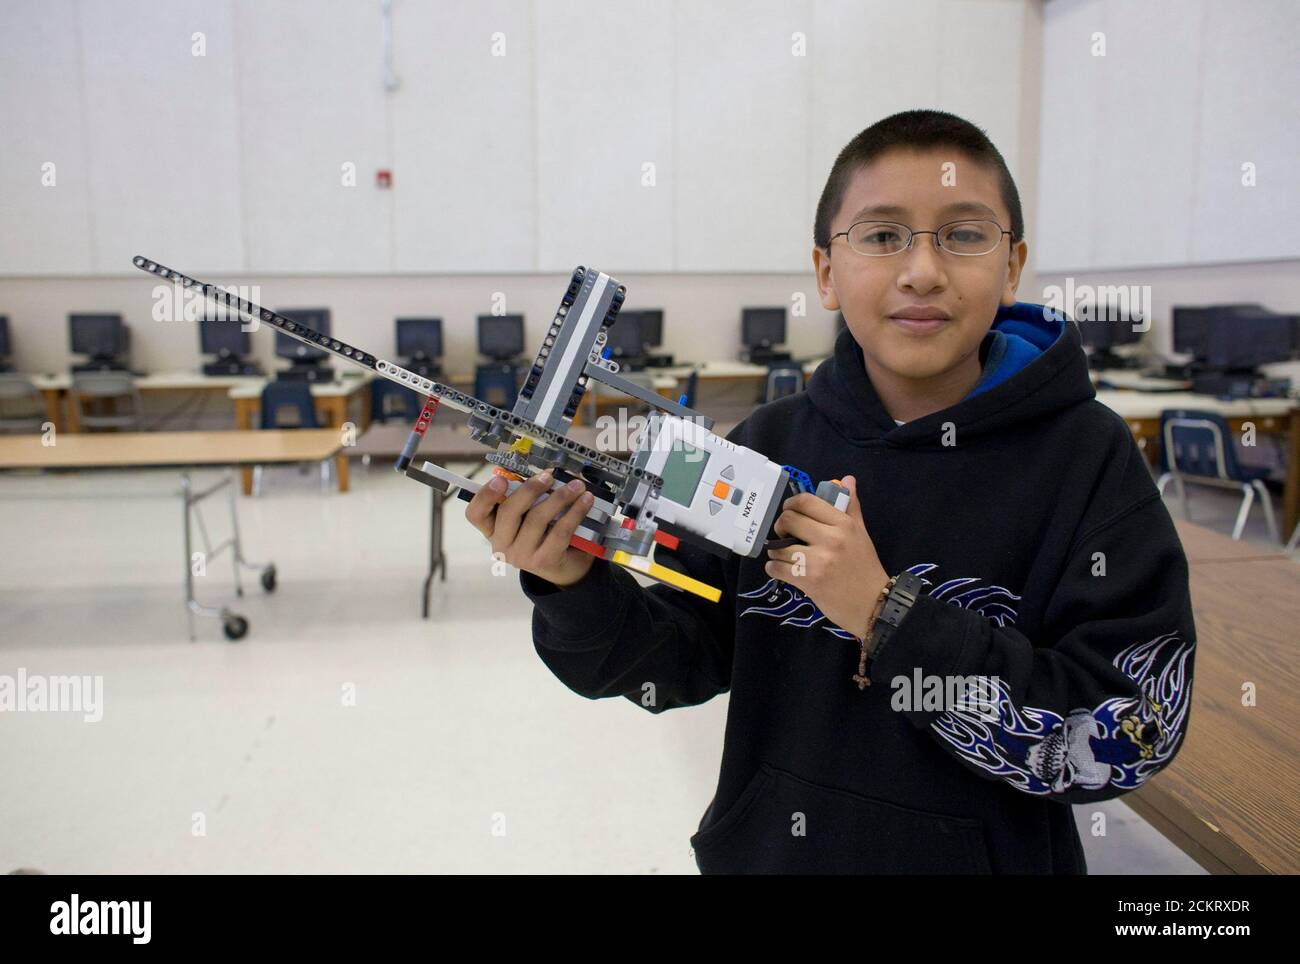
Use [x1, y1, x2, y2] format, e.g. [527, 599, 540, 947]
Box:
[510, 438, 533, 455]
[611, 550, 723, 603]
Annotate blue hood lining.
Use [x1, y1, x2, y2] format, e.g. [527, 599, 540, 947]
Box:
[965, 302, 1066, 400]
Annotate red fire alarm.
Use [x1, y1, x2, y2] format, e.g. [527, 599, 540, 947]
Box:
[376, 169, 393, 189]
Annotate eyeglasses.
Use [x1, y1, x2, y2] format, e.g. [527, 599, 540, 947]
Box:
[828, 219, 1013, 257]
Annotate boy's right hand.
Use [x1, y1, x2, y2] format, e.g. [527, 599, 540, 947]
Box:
[465, 469, 598, 588]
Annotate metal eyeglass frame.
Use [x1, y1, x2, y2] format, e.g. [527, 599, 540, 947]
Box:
[827, 219, 1014, 257]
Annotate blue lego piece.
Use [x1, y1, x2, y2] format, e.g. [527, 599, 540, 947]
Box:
[782, 464, 814, 495]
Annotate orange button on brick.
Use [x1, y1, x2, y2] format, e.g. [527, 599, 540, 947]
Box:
[712, 480, 730, 499]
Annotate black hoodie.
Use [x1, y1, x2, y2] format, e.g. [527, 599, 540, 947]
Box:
[519, 305, 1196, 874]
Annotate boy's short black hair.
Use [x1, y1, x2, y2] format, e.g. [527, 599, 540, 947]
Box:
[814, 109, 1024, 249]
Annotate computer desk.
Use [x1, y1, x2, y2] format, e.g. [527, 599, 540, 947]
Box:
[29, 364, 1297, 530]
[26, 370, 372, 494]
[1125, 518, 1299, 874]
[30, 371, 264, 434]
[1091, 368, 1192, 391]
[0, 429, 343, 641]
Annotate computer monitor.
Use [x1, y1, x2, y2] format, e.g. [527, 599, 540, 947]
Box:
[619, 309, 663, 350]
[1078, 312, 1142, 350]
[1172, 307, 1210, 356]
[1205, 307, 1293, 370]
[478, 314, 524, 360]
[396, 318, 443, 360]
[69, 314, 126, 362]
[604, 314, 644, 359]
[742, 308, 787, 349]
[199, 316, 251, 359]
[275, 308, 330, 363]
[1172, 304, 1261, 357]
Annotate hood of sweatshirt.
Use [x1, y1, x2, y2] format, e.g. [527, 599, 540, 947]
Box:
[807, 302, 1092, 446]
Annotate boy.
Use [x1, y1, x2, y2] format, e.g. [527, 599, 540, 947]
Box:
[466, 110, 1196, 874]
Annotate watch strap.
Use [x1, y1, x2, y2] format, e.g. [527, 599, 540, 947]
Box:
[865, 570, 924, 669]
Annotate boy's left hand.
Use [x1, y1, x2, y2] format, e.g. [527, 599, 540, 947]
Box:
[765, 475, 891, 640]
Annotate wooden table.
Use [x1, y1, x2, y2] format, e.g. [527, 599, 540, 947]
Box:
[0, 429, 343, 641]
[1125, 519, 1299, 874]
[0, 428, 342, 469]
[229, 374, 373, 494]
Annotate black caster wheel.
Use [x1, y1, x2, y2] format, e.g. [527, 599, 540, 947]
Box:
[223, 615, 249, 641]
[260, 565, 277, 593]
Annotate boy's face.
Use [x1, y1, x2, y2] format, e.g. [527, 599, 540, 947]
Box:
[813, 147, 1028, 383]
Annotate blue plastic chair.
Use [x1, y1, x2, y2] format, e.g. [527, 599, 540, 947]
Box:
[260, 380, 319, 429]
[474, 364, 521, 409]
[255, 380, 329, 494]
[763, 361, 804, 403]
[1156, 408, 1279, 542]
[371, 379, 422, 423]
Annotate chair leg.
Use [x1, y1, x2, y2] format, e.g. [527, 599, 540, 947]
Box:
[1287, 520, 1300, 554]
[1156, 472, 1172, 496]
[319, 459, 330, 493]
[253, 464, 263, 497]
[1176, 475, 1191, 521]
[1231, 484, 1255, 541]
[1251, 479, 1280, 544]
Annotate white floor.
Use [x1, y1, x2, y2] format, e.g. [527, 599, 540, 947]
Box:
[4, 458, 1279, 874]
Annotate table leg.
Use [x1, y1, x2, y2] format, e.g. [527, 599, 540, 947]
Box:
[63, 388, 81, 434]
[359, 382, 373, 431]
[234, 397, 258, 495]
[39, 388, 66, 434]
[1284, 411, 1299, 539]
[317, 396, 349, 492]
[423, 486, 445, 619]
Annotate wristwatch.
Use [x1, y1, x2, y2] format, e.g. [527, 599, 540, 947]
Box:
[851, 570, 924, 690]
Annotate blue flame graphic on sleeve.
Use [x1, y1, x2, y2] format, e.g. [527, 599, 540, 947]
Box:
[932, 631, 1193, 795]
[739, 562, 1022, 639]
[739, 561, 1192, 795]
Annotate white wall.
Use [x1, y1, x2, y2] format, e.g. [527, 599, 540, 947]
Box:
[1035, 0, 1300, 272]
[0, 0, 1039, 376]
[1028, 0, 1300, 365]
[1, 0, 1030, 277]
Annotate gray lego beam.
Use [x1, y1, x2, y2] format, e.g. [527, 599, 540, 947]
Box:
[582, 362, 714, 430]
[512, 268, 619, 433]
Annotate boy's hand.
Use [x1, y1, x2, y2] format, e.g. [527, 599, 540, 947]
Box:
[465, 469, 598, 588]
[765, 475, 891, 639]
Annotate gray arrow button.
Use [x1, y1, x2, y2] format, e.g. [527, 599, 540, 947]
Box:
[720, 465, 735, 480]
[709, 500, 723, 515]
